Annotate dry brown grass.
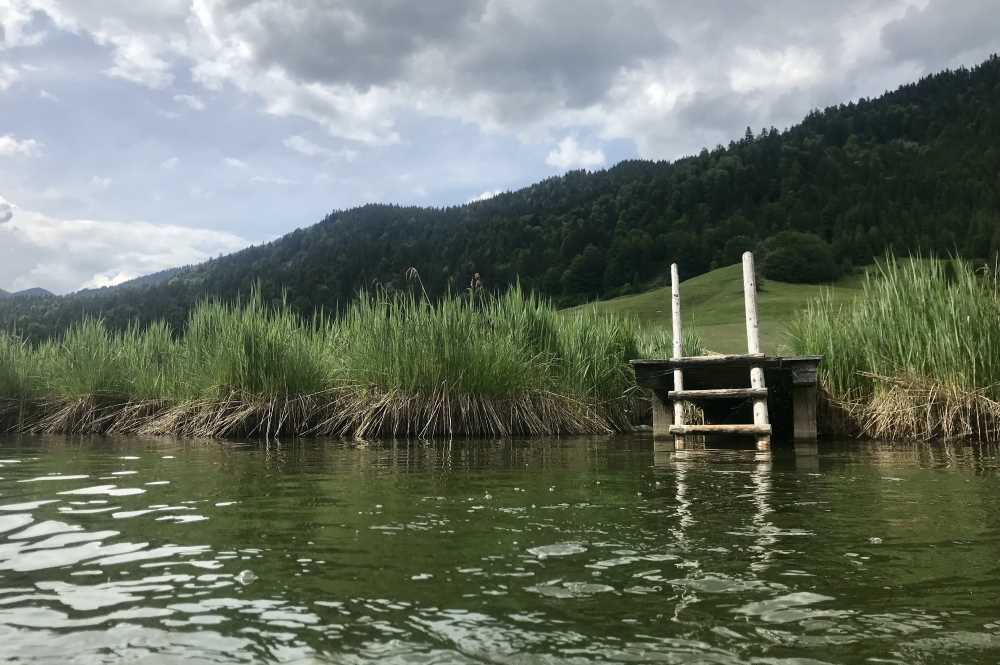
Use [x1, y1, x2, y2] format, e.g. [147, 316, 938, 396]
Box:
[818, 375, 1000, 441]
[6, 387, 645, 440]
[856, 374, 1000, 441]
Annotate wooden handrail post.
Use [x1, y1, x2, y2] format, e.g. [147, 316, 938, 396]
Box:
[742, 252, 770, 450]
[670, 263, 685, 448]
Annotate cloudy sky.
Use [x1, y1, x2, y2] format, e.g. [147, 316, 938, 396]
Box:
[1, 0, 998, 293]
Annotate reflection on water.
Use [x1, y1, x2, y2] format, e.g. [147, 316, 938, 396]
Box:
[0, 435, 999, 663]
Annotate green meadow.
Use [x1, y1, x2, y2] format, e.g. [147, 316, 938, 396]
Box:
[566, 263, 865, 354]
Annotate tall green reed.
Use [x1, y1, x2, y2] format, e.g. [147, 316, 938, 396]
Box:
[790, 256, 1000, 400]
[0, 331, 34, 399]
[0, 284, 700, 435]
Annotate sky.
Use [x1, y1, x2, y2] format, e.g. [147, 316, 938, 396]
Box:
[1, 1, 998, 294]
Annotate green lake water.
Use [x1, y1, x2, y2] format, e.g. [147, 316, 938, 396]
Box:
[0, 435, 998, 664]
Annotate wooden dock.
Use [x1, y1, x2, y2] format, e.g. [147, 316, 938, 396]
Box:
[630, 253, 821, 449]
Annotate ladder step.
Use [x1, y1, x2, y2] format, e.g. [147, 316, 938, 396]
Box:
[633, 353, 766, 369]
[668, 388, 768, 400]
[669, 424, 772, 436]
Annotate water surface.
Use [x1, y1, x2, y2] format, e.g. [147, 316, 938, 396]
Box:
[0, 435, 998, 664]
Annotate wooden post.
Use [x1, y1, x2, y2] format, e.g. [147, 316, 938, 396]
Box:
[792, 384, 818, 440]
[670, 263, 685, 448]
[742, 252, 770, 450]
[650, 389, 674, 441]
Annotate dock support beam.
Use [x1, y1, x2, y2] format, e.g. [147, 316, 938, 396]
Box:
[651, 389, 673, 440]
[793, 385, 818, 440]
[670, 263, 685, 449]
[742, 252, 771, 451]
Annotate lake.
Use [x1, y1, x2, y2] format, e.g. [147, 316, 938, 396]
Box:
[0, 434, 998, 664]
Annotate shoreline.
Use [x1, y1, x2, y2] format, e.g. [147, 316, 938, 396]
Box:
[0, 390, 645, 439]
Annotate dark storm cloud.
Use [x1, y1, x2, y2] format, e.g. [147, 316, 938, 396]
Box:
[447, 2, 673, 109]
[242, 0, 485, 88]
[208, 0, 674, 123]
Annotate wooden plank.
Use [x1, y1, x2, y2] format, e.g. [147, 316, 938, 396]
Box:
[670, 263, 685, 447]
[669, 424, 772, 435]
[742, 252, 770, 450]
[780, 356, 822, 386]
[631, 353, 766, 368]
[669, 388, 768, 400]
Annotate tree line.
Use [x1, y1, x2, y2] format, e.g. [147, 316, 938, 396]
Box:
[4, 55, 1000, 340]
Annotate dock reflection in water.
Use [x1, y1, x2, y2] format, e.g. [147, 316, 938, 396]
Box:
[0, 434, 999, 663]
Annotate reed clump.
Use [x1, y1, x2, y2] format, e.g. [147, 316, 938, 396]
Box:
[790, 256, 1000, 441]
[0, 287, 699, 439]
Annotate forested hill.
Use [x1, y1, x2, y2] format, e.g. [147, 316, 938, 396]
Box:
[5, 56, 1000, 340]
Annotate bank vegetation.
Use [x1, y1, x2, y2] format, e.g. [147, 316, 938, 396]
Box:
[791, 257, 1000, 441]
[0, 287, 697, 439]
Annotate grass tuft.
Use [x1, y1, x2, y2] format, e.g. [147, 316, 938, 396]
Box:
[790, 256, 1000, 440]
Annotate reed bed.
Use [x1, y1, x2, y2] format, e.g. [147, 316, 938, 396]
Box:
[0, 287, 699, 439]
[790, 257, 1000, 441]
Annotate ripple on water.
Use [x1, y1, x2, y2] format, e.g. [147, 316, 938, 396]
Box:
[17, 475, 90, 483]
[1, 436, 999, 664]
[526, 581, 616, 598]
[526, 542, 587, 558]
[58, 485, 145, 497]
[0, 513, 33, 534]
[669, 573, 779, 594]
[8, 520, 83, 540]
[735, 592, 845, 624]
[0, 500, 60, 512]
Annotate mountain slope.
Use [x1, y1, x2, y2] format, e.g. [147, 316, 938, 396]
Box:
[0, 287, 54, 300]
[12, 288, 54, 298]
[74, 266, 188, 298]
[3, 55, 1000, 340]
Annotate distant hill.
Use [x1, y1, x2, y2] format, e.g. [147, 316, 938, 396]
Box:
[2, 55, 1000, 341]
[0, 287, 54, 300]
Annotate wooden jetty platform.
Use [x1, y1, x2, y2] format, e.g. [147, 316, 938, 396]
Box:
[630, 252, 821, 449]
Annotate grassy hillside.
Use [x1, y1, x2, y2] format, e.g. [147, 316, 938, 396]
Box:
[568, 264, 863, 354]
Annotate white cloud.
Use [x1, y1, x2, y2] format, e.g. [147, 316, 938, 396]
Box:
[84, 270, 137, 289]
[0, 134, 41, 157]
[39, 89, 59, 101]
[469, 189, 502, 202]
[0, 2, 47, 49]
[545, 137, 606, 170]
[283, 134, 358, 161]
[223, 157, 248, 169]
[161, 156, 179, 169]
[102, 30, 175, 89]
[90, 175, 113, 189]
[250, 174, 294, 185]
[729, 47, 823, 93]
[0, 196, 248, 293]
[173, 93, 205, 110]
[0, 64, 19, 91]
[194, 59, 403, 145]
